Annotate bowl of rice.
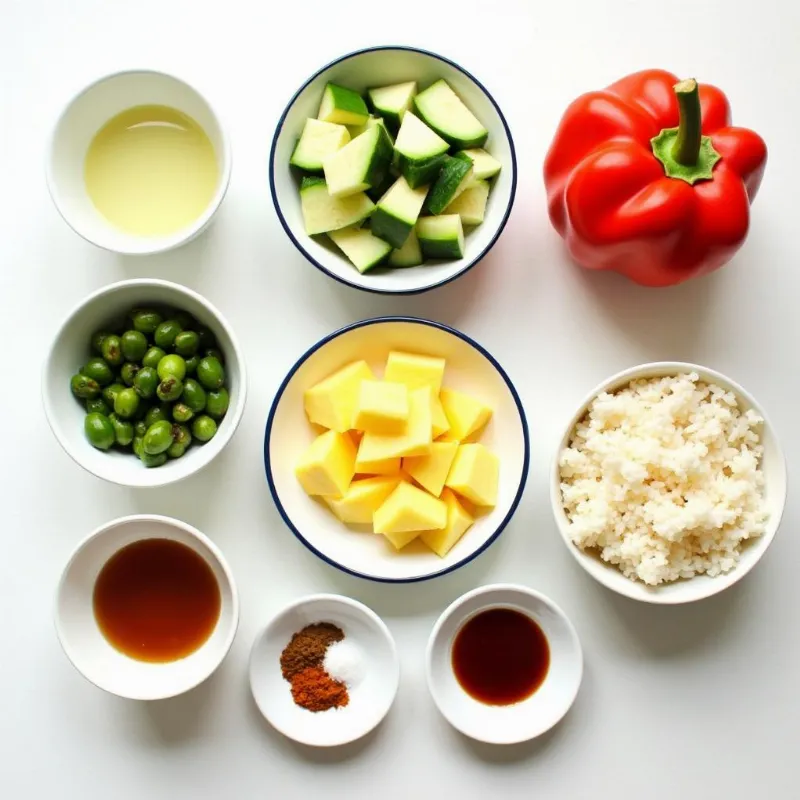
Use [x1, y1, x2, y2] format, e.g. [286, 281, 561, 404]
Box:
[551, 363, 787, 604]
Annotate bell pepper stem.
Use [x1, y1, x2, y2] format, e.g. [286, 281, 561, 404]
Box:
[671, 79, 702, 166]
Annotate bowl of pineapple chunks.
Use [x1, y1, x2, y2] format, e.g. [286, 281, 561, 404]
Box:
[269, 46, 517, 294]
[264, 317, 529, 582]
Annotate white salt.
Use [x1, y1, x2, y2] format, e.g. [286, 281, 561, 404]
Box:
[324, 639, 365, 687]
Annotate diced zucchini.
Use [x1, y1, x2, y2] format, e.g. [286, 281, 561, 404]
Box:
[394, 112, 449, 189]
[425, 156, 474, 215]
[349, 115, 394, 145]
[323, 125, 393, 198]
[366, 170, 396, 202]
[389, 229, 423, 267]
[329, 226, 393, 273]
[414, 80, 488, 149]
[454, 148, 502, 180]
[317, 83, 369, 127]
[290, 119, 351, 173]
[368, 81, 417, 131]
[416, 215, 465, 260]
[300, 177, 374, 235]
[444, 180, 490, 226]
[371, 176, 429, 249]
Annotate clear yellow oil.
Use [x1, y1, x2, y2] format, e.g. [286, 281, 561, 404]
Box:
[84, 105, 219, 236]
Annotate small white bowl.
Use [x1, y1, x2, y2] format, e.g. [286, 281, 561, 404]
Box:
[551, 362, 788, 604]
[270, 45, 517, 294]
[55, 515, 239, 701]
[264, 317, 529, 583]
[47, 69, 232, 255]
[426, 584, 583, 745]
[42, 278, 247, 488]
[249, 594, 399, 747]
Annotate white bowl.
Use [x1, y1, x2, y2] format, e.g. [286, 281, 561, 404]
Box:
[269, 45, 517, 294]
[249, 594, 399, 747]
[42, 278, 247, 488]
[47, 69, 231, 255]
[551, 362, 788, 604]
[426, 584, 583, 744]
[55, 515, 239, 700]
[264, 317, 529, 582]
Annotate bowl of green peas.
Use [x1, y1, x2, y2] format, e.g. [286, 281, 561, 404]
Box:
[43, 278, 247, 488]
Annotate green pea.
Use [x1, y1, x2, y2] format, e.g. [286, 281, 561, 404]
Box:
[71, 373, 100, 399]
[172, 422, 192, 449]
[157, 354, 186, 381]
[166, 442, 187, 458]
[121, 330, 148, 362]
[157, 377, 183, 402]
[184, 354, 200, 375]
[182, 379, 207, 412]
[144, 404, 171, 427]
[85, 412, 115, 450]
[196, 357, 224, 390]
[206, 388, 230, 419]
[172, 402, 194, 423]
[108, 413, 134, 446]
[131, 309, 163, 335]
[120, 362, 140, 386]
[132, 436, 144, 458]
[91, 331, 111, 354]
[173, 330, 200, 356]
[140, 451, 167, 468]
[86, 397, 110, 416]
[113, 387, 140, 419]
[81, 358, 114, 386]
[154, 320, 183, 349]
[133, 366, 159, 398]
[205, 347, 225, 365]
[143, 420, 175, 455]
[134, 420, 148, 438]
[192, 415, 217, 443]
[142, 347, 166, 369]
[100, 335, 123, 367]
[102, 382, 125, 406]
[196, 325, 216, 350]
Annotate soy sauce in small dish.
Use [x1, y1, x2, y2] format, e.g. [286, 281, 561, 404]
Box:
[93, 538, 221, 663]
[451, 607, 550, 705]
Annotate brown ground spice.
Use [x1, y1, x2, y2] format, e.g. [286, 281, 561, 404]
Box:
[280, 622, 344, 680]
[289, 666, 349, 712]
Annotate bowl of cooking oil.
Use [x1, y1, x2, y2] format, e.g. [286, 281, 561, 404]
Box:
[47, 69, 231, 255]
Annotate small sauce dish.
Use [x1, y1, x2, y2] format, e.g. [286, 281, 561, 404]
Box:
[249, 594, 399, 747]
[55, 515, 239, 700]
[426, 584, 582, 744]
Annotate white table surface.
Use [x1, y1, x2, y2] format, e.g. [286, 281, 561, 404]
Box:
[3, 1, 798, 797]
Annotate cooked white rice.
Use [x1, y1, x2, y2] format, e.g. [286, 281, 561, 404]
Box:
[559, 373, 767, 586]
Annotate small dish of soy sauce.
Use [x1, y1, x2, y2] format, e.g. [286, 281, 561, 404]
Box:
[426, 584, 583, 744]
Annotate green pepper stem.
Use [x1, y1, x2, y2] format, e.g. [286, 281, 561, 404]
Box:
[671, 79, 702, 166]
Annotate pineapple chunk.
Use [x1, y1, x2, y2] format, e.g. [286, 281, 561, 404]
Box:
[439, 388, 492, 441]
[403, 440, 459, 497]
[354, 455, 401, 476]
[445, 443, 499, 507]
[304, 360, 374, 432]
[357, 387, 432, 461]
[431, 392, 451, 439]
[384, 351, 446, 394]
[373, 481, 447, 538]
[353, 380, 409, 435]
[421, 488, 475, 557]
[324, 476, 400, 524]
[295, 430, 357, 497]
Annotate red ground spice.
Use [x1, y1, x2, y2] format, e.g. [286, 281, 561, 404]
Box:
[289, 665, 349, 712]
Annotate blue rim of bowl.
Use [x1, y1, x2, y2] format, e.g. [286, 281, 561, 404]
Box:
[268, 45, 518, 296]
[263, 316, 530, 583]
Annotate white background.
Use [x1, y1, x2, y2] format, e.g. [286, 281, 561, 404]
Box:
[2, 1, 797, 797]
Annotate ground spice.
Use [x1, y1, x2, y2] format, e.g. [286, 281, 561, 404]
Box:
[280, 622, 344, 680]
[289, 665, 349, 712]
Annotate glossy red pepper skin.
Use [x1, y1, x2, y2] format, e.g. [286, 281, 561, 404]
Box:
[544, 70, 767, 287]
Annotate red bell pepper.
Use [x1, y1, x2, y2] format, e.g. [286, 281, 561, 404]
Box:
[543, 70, 767, 287]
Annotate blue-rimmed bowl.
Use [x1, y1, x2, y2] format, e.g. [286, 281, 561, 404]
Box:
[264, 317, 529, 583]
[269, 46, 517, 295]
